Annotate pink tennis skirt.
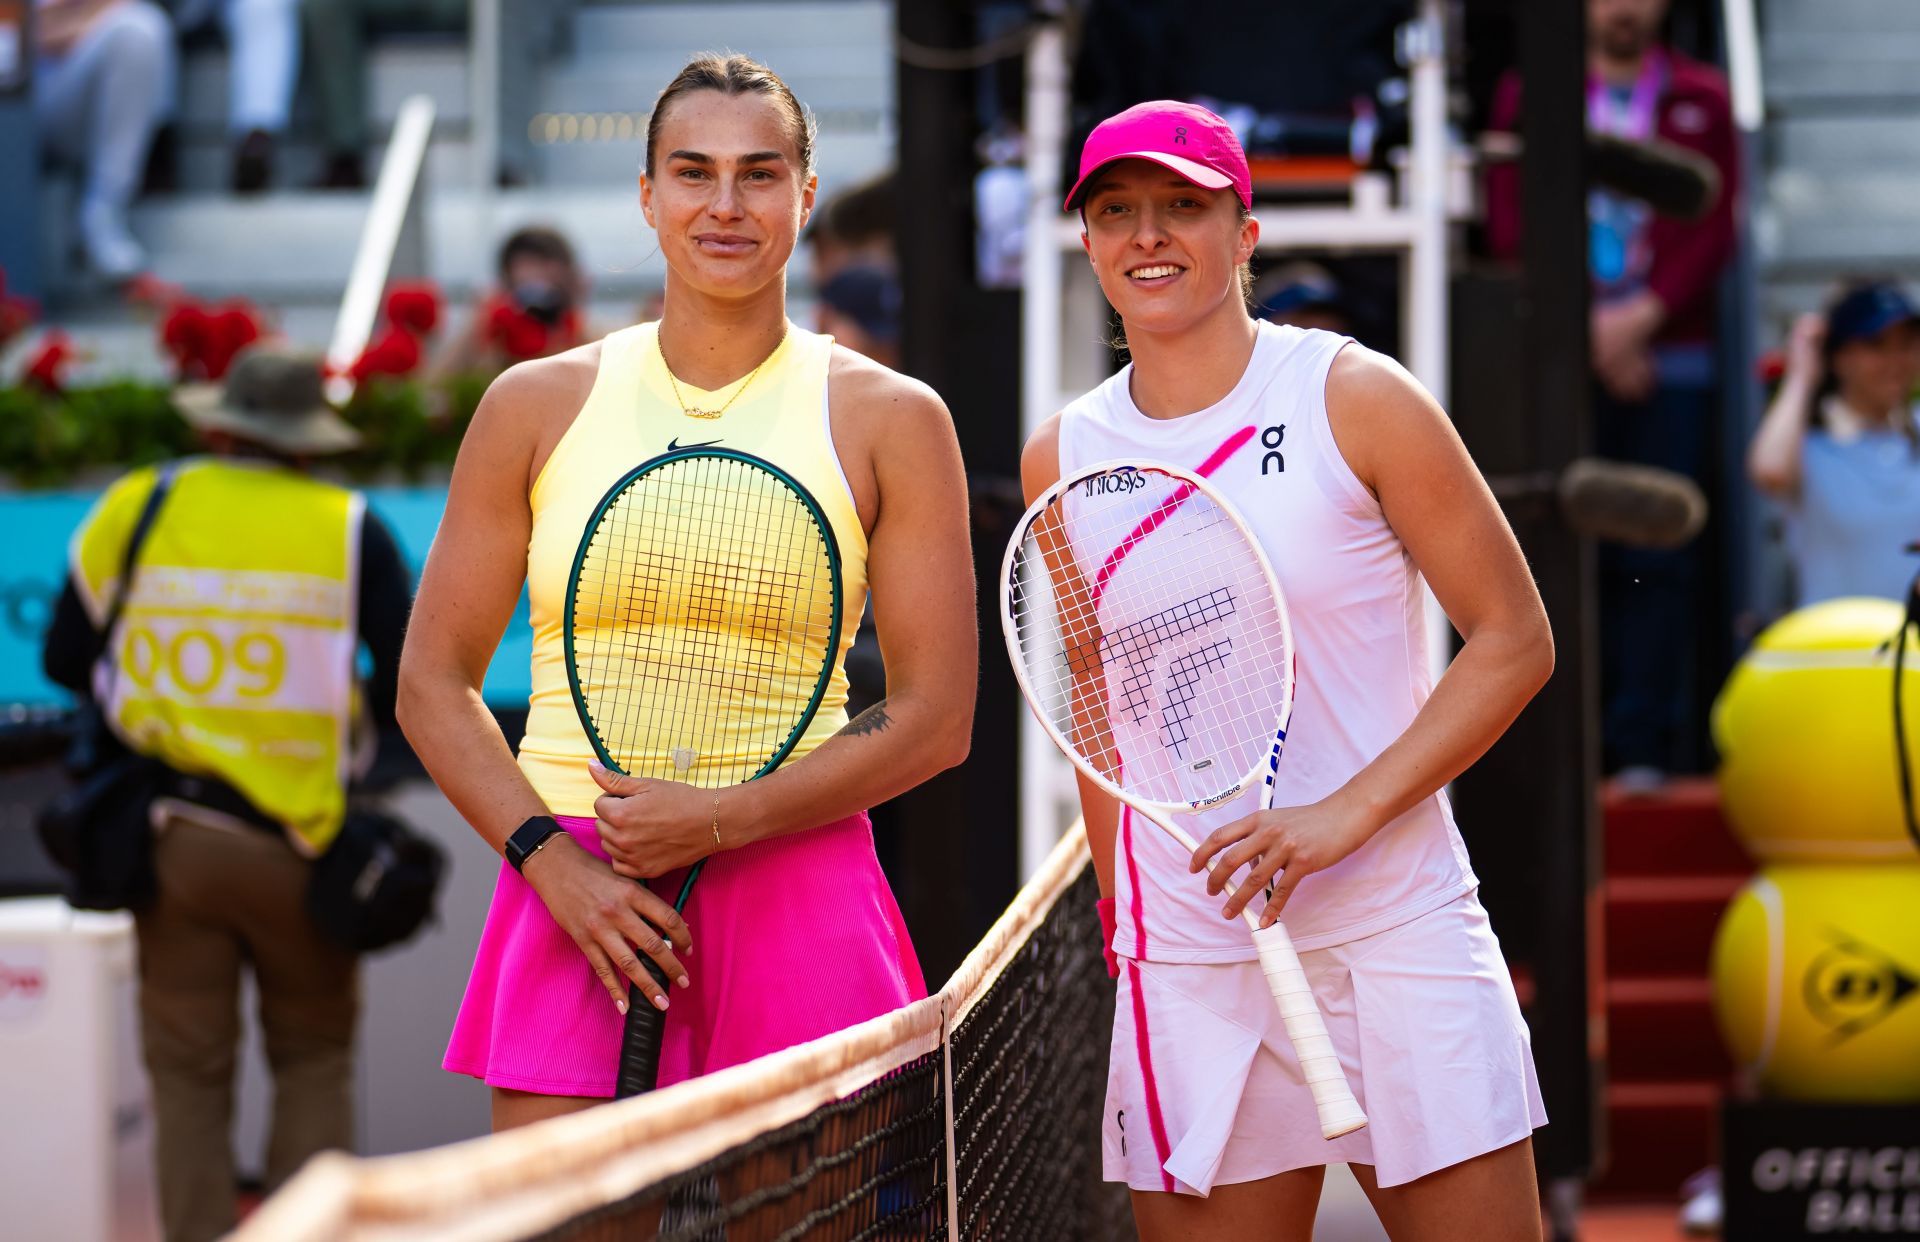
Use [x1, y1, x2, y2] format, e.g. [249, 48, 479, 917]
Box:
[444, 811, 925, 1097]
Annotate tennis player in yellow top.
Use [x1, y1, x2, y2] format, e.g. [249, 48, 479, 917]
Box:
[399, 54, 977, 1131]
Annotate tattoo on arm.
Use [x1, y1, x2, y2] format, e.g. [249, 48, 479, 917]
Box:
[840, 700, 893, 739]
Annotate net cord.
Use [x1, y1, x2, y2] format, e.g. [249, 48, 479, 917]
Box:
[998, 457, 1296, 818]
[232, 824, 1096, 1242]
[939, 996, 961, 1242]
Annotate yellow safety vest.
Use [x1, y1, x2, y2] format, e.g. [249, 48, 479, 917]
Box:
[70, 458, 365, 854]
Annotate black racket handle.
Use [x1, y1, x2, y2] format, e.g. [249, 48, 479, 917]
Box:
[613, 957, 671, 1098]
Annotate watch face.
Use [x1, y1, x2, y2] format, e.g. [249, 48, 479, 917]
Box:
[509, 817, 558, 869]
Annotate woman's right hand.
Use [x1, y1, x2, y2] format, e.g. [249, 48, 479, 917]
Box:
[519, 835, 692, 1014]
[1786, 312, 1827, 385]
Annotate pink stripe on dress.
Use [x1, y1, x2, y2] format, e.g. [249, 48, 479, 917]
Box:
[1091, 424, 1257, 603]
[1120, 806, 1177, 1192]
[1103, 423, 1258, 1192]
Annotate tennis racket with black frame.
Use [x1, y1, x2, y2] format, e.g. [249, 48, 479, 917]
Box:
[565, 447, 844, 1098]
[1001, 458, 1367, 1140]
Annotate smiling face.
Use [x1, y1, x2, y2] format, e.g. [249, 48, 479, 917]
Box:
[1079, 159, 1256, 339]
[641, 89, 817, 301]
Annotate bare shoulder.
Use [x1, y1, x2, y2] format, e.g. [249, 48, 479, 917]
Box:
[826, 343, 952, 432]
[1322, 342, 1454, 492]
[463, 339, 603, 488]
[477, 339, 602, 420]
[1020, 412, 1064, 502]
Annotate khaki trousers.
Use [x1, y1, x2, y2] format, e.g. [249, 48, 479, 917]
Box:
[134, 815, 359, 1242]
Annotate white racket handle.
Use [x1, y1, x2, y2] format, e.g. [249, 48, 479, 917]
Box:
[1251, 922, 1368, 1140]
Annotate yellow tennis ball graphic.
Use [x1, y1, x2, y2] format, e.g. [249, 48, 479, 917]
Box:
[1711, 865, 1920, 1102]
[1711, 597, 1920, 863]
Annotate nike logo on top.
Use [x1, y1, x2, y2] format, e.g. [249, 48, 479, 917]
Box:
[667, 437, 723, 452]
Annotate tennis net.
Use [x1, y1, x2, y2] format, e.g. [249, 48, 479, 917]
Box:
[235, 825, 1134, 1241]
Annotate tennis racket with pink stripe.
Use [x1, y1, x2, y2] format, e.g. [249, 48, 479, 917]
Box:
[1001, 458, 1367, 1140]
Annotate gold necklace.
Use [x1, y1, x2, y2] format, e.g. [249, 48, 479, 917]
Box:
[659, 329, 786, 420]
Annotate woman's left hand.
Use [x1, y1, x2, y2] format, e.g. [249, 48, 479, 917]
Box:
[589, 760, 718, 879]
[1188, 791, 1380, 927]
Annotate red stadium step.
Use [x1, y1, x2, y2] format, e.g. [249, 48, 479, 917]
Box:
[1593, 1082, 1722, 1196]
[1603, 874, 1749, 980]
[1602, 777, 1753, 877]
[1606, 978, 1736, 1083]
[1594, 779, 1754, 1199]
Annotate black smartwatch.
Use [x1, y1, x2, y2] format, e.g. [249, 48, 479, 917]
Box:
[505, 815, 565, 873]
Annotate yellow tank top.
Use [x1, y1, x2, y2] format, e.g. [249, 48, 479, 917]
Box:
[518, 321, 868, 816]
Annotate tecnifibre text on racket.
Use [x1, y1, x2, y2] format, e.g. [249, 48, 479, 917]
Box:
[566, 447, 844, 1098]
[1001, 458, 1367, 1140]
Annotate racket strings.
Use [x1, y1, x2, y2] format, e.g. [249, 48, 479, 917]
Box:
[573, 455, 839, 786]
[1007, 467, 1292, 807]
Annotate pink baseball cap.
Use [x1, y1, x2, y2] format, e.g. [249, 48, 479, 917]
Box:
[1063, 100, 1252, 213]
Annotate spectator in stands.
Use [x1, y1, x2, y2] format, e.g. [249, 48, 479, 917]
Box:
[1750, 281, 1920, 605]
[811, 262, 901, 720]
[806, 169, 895, 286]
[169, 0, 303, 193]
[1486, 0, 1738, 786]
[1252, 261, 1352, 335]
[428, 224, 588, 381]
[299, 0, 558, 188]
[41, 346, 412, 1242]
[34, 0, 176, 281]
[816, 264, 900, 371]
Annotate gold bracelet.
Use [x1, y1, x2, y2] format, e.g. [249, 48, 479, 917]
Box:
[710, 796, 722, 851]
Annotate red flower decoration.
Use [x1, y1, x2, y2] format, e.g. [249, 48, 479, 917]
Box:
[385, 281, 441, 336]
[156, 297, 266, 381]
[483, 295, 551, 361]
[0, 266, 40, 350]
[161, 304, 212, 379]
[203, 303, 264, 380]
[22, 332, 75, 394]
[479, 293, 584, 363]
[350, 324, 423, 382]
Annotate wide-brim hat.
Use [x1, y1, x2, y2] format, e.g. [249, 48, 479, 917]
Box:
[174, 345, 362, 456]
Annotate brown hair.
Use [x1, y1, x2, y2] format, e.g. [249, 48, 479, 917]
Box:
[497, 224, 576, 279]
[644, 53, 816, 180]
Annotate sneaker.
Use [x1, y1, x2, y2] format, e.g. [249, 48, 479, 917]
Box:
[233, 129, 276, 194]
[78, 199, 147, 282]
[1613, 765, 1668, 798]
[1679, 1166, 1721, 1234]
[312, 152, 366, 191]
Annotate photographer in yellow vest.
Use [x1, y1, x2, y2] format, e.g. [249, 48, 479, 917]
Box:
[41, 346, 413, 1242]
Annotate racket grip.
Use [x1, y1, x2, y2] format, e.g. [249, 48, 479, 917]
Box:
[612, 958, 672, 1099]
[1251, 922, 1368, 1140]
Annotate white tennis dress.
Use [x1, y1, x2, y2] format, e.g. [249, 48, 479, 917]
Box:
[1057, 321, 1546, 1194]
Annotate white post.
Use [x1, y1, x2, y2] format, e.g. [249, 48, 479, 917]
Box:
[326, 96, 437, 405]
[1404, 0, 1456, 681]
[469, 0, 500, 190]
[1404, 0, 1449, 404]
[1018, 18, 1070, 882]
[1722, 0, 1763, 134]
